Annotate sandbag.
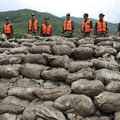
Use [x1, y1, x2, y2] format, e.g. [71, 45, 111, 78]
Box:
[81, 116, 111, 120]
[0, 83, 11, 99]
[71, 79, 104, 97]
[23, 99, 66, 120]
[33, 86, 71, 101]
[53, 94, 96, 117]
[77, 38, 94, 45]
[8, 87, 36, 101]
[0, 33, 7, 41]
[0, 64, 21, 78]
[13, 78, 41, 88]
[24, 33, 36, 39]
[66, 68, 94, 84]
[72, 47, 94, 60]
[91, 58, 119, 70]
[21, 42, 34, 47]
[95, 37, 114, 44]
[114, 112, 120, 120]
[113, 42, 120, 51]
[41, 68, 68, 81]
[56, 40, 76, 48]
[17, 38, 36, 44]
[94, 91, 120, 113]
[34, 41, 56, 48]
[20, 63, 49, 79]
[0, 113, 17, 120]
[0, 48, 10, 53]
[67, 113, 83, 120]
[1, 41, 19, 48]
[24, 53, 47, 65]
[30, 45, 52, 54]
[10, 46, 30, 54]
[96, 41, 114, 47]
[95, 69, 120, 85]
[112, 36, 120, 42]
[79, 44, 97, 50]
[0, 54, 25, 65]
[106, 81, 120, 93]
[0, 96, 30, 114]
[95, 46, 117, 57]
[52, 45, 72, 56]
[43, 53, 70, 68]
[68, 61, 93, 73]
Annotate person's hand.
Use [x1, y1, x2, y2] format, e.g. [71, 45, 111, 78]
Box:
[95, 35, 97, 38]
[73, 32, 75, 37]
[61, 33, 63, 37]
[107, 33, 109, 37]
[89, 35, 91, 38]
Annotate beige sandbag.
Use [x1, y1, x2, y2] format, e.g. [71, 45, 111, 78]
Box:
[53, 94, 96, 117]
[71, 79, 104, 97]
[72, 47, 94, 60]
[23, 99, 66, 120]
[68, 61, 93, 73]
[0, 96, 30, 114]
[41, 68, 68, 81]
[94, 92, 120, 113]
[20, 63, 49, 79]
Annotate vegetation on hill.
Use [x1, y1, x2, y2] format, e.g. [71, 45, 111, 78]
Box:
[0, 9, 118, 38]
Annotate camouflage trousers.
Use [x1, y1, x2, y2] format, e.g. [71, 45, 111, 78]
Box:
[81, 32, 90, 38]
[28, 30, 39, 36]
[5, 34, 13, 39]
[63, 31, 73, 38]
[96, 32, 108, 37]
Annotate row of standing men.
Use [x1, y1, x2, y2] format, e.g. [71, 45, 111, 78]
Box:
[2, 12, 120, 39]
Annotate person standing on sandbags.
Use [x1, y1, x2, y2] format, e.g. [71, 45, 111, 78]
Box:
[61, 13, 75, 38]
[118, 23, 120, 37]
[94, 13, 109, 38]
[80, 13, 93, 39]
[41, 17, 52, 37]
[3, 17, 15, 39]
[27, 13, 40, 36]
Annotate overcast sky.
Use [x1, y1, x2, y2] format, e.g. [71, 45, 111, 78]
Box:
[0, 0, 120, 23]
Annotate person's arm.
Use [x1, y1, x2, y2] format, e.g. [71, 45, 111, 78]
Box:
[27, 21, 29, 33]
[37, 21, 40, 36]
[61, 23, 64, 37]
[80, 24, 82, 39]
[106, 22, 109, 37]
[94, 22, 97, 38]
[10, 25, 15, 38]
[40, 25, 42, 36]
[72, 21, 75, 36]
[89, 20, 93, 38]
[50, 26, 52, 36]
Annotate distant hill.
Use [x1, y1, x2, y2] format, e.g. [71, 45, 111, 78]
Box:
[0, 9, 118, 38]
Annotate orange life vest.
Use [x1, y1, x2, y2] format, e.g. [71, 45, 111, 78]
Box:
[82, 19, 91, 32]
[41, 24, 52, 35]
[4, 23, 12, 34]
[64, 20, 72, 31]
[29, 20, 38, 30]
[96, 20, 106, 32]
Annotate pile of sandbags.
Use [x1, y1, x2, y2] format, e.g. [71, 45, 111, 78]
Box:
[0, 36, 120, 120]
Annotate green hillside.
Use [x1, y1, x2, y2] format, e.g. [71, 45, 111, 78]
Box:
[0, 9, 81, 38]
[0, 9, 118, 38]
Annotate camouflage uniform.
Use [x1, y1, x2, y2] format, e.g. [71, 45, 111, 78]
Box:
[94, 20, 109, 37]
[62, 20, 75, 38]
[3, 23, 14, 39]
[81, 19, 93, 38]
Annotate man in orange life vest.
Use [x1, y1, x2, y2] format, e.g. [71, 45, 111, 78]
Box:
[80, 13, 93, 39]
[94, 13, 109, 38]
[3, 17, 14, 39]
[27, 13, 39, 36]
[41, 17, 52, 37]
[61, 13, 75, 38]
[118, 23, 120, 37]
